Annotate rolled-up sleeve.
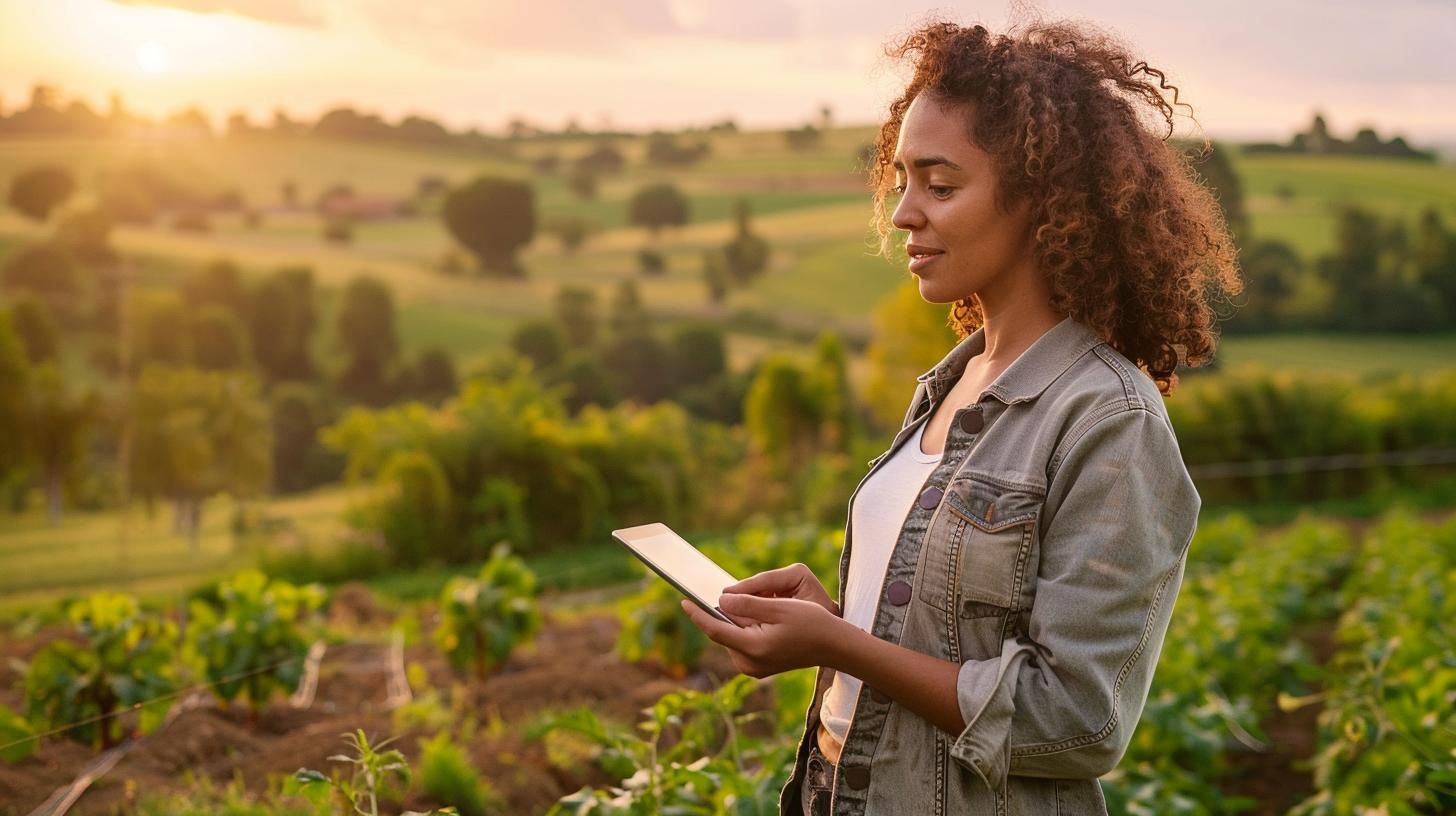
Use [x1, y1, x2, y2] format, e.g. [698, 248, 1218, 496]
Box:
[947, 404, 1201, 790]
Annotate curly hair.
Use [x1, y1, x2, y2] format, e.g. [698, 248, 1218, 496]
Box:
[871, 18, 1243, 395]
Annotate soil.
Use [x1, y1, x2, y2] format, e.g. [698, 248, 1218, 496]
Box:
[0, 607, 753, 816]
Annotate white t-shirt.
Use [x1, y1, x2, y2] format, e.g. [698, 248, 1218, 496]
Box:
[819, 419, 942, 748]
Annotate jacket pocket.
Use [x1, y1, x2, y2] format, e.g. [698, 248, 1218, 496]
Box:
[916, 474, 1042, 619]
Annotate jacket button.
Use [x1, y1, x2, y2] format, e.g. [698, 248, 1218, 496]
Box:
[842, 765, 871, 790]
[959, 410, 984, 434]
[917, 486, 943, 509]
[870, 687, 891, 704]
[886, 580, 911, 606]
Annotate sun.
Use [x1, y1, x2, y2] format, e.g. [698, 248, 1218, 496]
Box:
[137, 41, 170, 74]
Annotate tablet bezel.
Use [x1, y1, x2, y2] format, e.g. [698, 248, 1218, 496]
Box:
[611, 522, 742, 627]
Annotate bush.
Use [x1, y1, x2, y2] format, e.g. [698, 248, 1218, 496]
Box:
[25, 593, 179, 749]
[418, 731, 496, 816]
[185, 571, 326, 718]
[434, 544, 542, 681]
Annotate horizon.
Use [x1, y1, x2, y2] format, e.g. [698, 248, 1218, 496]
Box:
[1, 0, 1454, 145]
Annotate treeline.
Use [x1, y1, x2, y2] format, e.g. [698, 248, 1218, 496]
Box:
[0, 82, 823, 151]
[0, 191, 461, 528]
[1243, 112, 1437, 161]
[1186, 143, 1456, 332]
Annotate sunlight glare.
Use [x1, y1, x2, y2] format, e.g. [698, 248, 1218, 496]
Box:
[137, 41, 170, 74]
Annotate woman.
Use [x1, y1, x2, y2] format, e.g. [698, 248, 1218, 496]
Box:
[680, 18, 1240, 816]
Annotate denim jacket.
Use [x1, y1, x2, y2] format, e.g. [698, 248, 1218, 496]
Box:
[778, 315, 1202, 815]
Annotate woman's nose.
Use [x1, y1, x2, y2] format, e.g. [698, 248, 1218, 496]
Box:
[891, 192, 924, 231]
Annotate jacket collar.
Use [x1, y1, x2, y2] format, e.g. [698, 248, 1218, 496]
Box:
[915, 315, 1105, 405]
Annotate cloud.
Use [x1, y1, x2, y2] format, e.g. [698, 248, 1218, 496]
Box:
[109, 0, 326, 28]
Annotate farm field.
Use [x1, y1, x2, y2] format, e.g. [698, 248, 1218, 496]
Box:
[5, 133, 1455, 385]
[2, 509, 1452, 815]
[4, 119, 1456, 816]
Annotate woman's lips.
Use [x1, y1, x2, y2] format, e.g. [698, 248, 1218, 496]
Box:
[909, 251, 944, 273]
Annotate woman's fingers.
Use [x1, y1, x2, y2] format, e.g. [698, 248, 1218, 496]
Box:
[725, 563, 811, 596]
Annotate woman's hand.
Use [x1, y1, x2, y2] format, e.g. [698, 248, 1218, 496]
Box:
[723, 563, 840, 617]
[680, 594, 851, 678]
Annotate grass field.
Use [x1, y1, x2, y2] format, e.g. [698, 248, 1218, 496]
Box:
[3, 129, 1456, 618]
[3, 130, 1454, 377]
[1231, 151, 1456, 259]
[0, 486, 360, 619]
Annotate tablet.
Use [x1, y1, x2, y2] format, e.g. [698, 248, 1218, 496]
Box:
[611, 522, 742, 627]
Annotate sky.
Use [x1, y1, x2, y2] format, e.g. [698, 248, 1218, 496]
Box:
[1, 0, 1453, 144]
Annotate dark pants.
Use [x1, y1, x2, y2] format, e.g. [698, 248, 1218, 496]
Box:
[800, 740, 836, 815]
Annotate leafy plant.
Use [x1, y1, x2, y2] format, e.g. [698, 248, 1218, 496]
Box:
[417, 730, 497, 816]
[293, 729, 457, 816]
[433, 543, 541, 681]
[24, 592, 179, 749]
[186, 570, 326, 720]
[0, 703, 37, 762]
[614, 577, 710, 679]
[1290, 513, 1456, 815]
[530, 675, 790, 815]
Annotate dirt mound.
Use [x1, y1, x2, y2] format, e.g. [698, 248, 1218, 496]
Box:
[1, 611, 762, 816]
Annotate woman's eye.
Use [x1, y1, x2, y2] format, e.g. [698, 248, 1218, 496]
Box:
[890, 183, 907, 195]
[929, 185, 953, 198]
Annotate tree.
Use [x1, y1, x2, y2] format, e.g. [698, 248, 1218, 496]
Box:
[668, 323, 726, 389]
[23, 364, 97, 523]
[785, 124, 822, 151]
[182, 259, 249, 319]
[554, 285, 599, 348]
[0, 312, 30, 481]
[54, 208, 116, 266]
[7, 295, 60, 363]
[510, 319, 566, 372]
[628, 184, 689, 236]
[269, 383, 342, 494]
[7, 165, 76, 221]
[564, 166, 597, 199]
[863, 280, 957, 428]
[402, 347, 456, 406]
[247, 266, 317, 383]
[702, 250, 728, 303]
[187, 305, 249, 370]
[441, 176, 536, 276]
[743, 355, 818, 466]
[335, 275, 399, 405]
[129, 291, 190, 371]
[128, 366, 271, 547]
[1, 243, 82, 318]
[723, 198, 769, 284]
[1187, 142, 1247, 246]
[809, 331, 856, 452]
[638, 248, 665, 276]
[608, 280, 648, 339]
[606, 331, 674, 404]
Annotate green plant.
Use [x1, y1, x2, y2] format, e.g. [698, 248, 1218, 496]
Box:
[1289, 513, 1456, 815]
[433, 543, 541, 681]
[614, 577, 710, 678]
[0, 703, 37, 762]
[24, 592, 179, 749]
[186, 570, 326, 721]
[293, 729, 458, 816]
[418, 730, 496, 816]
[530, 675, 790, 815]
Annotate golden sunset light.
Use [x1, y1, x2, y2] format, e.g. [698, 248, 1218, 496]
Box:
[0, 2, 1454, 814]
[136, 41, 170, 74]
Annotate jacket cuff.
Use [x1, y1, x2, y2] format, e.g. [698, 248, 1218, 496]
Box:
[948, 637, 1037, 791]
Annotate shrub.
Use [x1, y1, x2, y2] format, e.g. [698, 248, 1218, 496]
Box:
[418, 731, 496, 816]
[434, 544, 542, 681]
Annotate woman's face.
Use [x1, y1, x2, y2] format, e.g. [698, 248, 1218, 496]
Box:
[889, 94, 1037, 305]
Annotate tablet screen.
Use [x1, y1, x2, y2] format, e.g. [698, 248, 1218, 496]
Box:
[613, 523, 738, 614]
